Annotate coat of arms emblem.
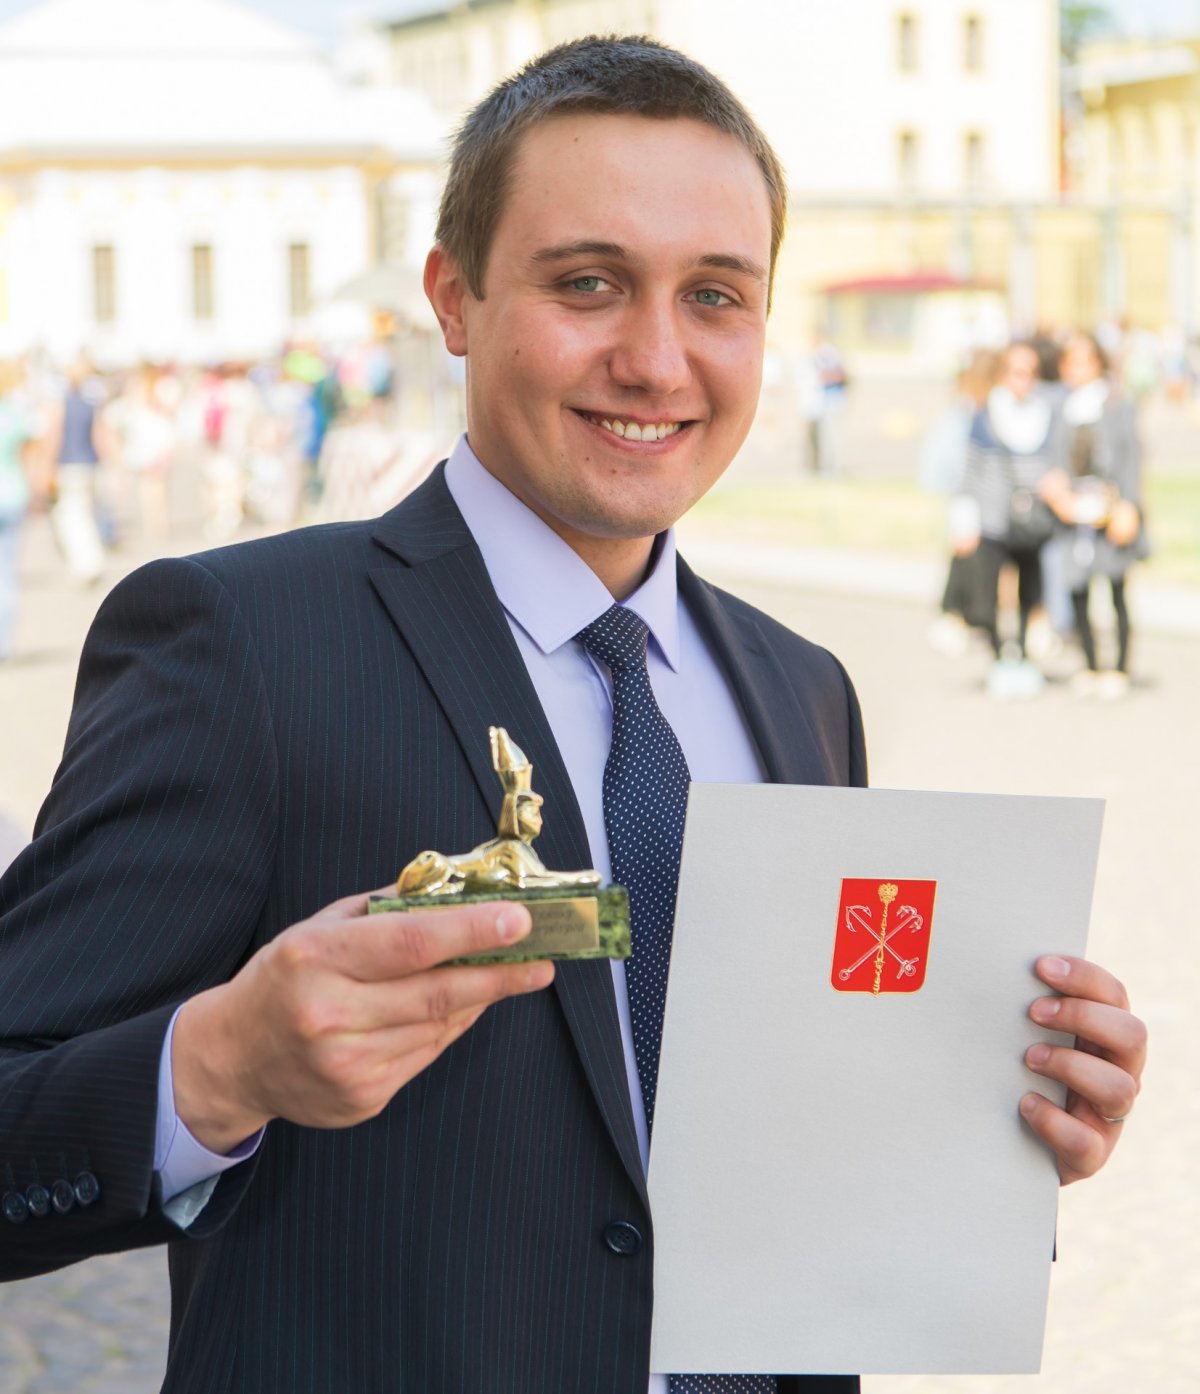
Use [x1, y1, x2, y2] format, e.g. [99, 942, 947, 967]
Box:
[831, 878, 937, 994]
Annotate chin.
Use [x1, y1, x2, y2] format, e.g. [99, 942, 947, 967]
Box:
[573, 483, 701, 541]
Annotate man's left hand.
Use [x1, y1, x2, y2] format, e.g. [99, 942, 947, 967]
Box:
[1021, 955, 1147, 1185]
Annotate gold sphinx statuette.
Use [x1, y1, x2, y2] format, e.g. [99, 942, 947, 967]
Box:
[396, 727, 602, 897]
[371, 727, 629, 964]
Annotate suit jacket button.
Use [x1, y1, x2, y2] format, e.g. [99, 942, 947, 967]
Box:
[3, 1191, 29, 1224]
[603, 1220, 643, 1256]
[50, 1179, 76, 1215]
[25, 1184, 50, 1218]
[73, 1172, 101, 1207]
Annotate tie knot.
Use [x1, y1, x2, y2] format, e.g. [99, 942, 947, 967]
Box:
[575, 604, 650, 673]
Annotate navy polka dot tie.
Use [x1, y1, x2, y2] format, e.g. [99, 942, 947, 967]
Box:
[576, 606, 776, 1394]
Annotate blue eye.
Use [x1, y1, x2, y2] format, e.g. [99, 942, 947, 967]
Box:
[694, 289, 728, 307]
[571, 276, 603, 292]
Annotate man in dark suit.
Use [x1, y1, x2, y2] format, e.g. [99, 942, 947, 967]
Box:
[0, 36, 1144, 1394]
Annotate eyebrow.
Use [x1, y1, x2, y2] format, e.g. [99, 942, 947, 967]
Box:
[530, 240, 767, 285]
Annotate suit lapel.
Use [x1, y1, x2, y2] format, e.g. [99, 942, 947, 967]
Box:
[368, 468, 647, 1203]
[677, 556, 835, 787]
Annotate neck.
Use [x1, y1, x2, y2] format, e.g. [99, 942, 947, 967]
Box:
[562, 531, 657, 600]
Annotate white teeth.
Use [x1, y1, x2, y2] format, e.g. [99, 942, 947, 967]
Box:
[590, 415, 682, 441]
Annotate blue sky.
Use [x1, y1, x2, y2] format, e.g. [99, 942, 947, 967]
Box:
[1, 0, 1200, 46]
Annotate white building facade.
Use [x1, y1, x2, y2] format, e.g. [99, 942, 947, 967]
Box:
[657, 0, 1060, 204]
[0, 0, 444, 366]
[376, 0, 1063, 359]
[380, 0, 1060, 204]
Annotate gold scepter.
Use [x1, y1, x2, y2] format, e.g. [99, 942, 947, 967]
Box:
[872, 883, 899, 996]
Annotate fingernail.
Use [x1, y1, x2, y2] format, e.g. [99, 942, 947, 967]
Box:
[1032, 997, 1061, 1021]
[1042, 956, 1071, 981]
[497, 909, 529, 942]
[1027, 1043, 1051, 1068]
[527, 962, 553, 989]
[1020, 1093, 1039, 1119]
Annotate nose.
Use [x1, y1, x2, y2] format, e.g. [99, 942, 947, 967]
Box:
[608, 294, 692, 398]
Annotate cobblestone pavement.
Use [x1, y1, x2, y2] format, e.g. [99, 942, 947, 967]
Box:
[1, 519, 1195, 1392]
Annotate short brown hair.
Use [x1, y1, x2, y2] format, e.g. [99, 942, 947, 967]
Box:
[435, 35, 788, 304]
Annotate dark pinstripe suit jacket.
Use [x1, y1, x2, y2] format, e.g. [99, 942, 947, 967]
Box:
[0, 466, 866, 1394]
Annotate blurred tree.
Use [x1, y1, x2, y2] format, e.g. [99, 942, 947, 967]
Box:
[1061, 2, 1112, 63]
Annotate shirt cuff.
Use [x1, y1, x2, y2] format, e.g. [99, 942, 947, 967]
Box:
[156, 1004, 264, 1213]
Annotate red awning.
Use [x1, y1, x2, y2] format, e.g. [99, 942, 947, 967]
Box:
[821, 272, 998, 295]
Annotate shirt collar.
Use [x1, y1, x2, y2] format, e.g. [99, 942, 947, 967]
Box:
[443, 434, 681, 671]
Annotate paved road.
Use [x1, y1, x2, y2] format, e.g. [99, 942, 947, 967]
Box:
[1, 518, 1195, 1392]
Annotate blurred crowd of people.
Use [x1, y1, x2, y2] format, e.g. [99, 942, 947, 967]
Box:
[0, 319, 1168, 693]
[921, 327, 1151, 700]
[0, 340, 415, 664]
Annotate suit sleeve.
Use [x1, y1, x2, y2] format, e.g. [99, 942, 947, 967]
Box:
[0, 556, 277, 1279]
[834, 654, 868, 789]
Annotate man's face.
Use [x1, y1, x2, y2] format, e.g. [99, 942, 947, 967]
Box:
[430, 113, 773, 556]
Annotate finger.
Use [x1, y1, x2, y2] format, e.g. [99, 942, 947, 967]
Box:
[357, 999, 527, 1116]
[372, 1001, 491, 1066]
[311, 882, 453, 923]
[1024, 1040, 1138, 1123]
[320, 901, 535, 981]
[1019, 1091, 1111, 1184]
[332, 958, 556, 1033]
[309, 885, 396, 923]
[286, 990, 543, 1127]
[1035, 955, 1130, 1011]
[1029, 994, 1148, 1076]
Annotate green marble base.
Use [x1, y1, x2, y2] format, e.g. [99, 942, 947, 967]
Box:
[368, 885, 630, 963]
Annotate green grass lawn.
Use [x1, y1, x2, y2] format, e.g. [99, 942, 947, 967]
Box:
[687, 474, 1200, 587]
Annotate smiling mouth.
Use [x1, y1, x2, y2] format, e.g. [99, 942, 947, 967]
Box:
[575, 411, 687, 442]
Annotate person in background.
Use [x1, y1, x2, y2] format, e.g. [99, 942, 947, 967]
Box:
[48, 357, 108, 585]
[104, 364, 178, 541]
[919, 349, 998, 655]
[0, 359, 35, 663]
[798, 330, 848, 476]
[956, 340, 1061, 699]
[1041, 332, 1148, 699]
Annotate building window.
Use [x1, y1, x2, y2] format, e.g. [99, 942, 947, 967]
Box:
[288, 242, 311, 316]
[93, 244, 116, 323]
[964, 131, 986, 191]
[192, 244, 214, 320]
[964, 14, 984, 71]
[898, 129, 920, 191]
[897, 13, 918, 72]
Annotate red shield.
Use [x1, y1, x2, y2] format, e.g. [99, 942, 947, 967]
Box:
[831, 878, 936, 995]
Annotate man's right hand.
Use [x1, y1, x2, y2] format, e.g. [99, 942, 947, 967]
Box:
[171, 890, 552, 1155]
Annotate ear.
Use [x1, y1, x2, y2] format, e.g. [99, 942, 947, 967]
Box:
[424, 245, 470, 357]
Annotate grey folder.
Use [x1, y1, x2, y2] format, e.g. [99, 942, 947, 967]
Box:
[648, 784, 1102, 1375]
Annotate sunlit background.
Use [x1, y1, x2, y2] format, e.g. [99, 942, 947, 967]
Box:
[1, 0, 1199, 564]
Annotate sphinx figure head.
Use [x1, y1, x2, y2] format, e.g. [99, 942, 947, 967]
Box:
[491, 727, 541, 841]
